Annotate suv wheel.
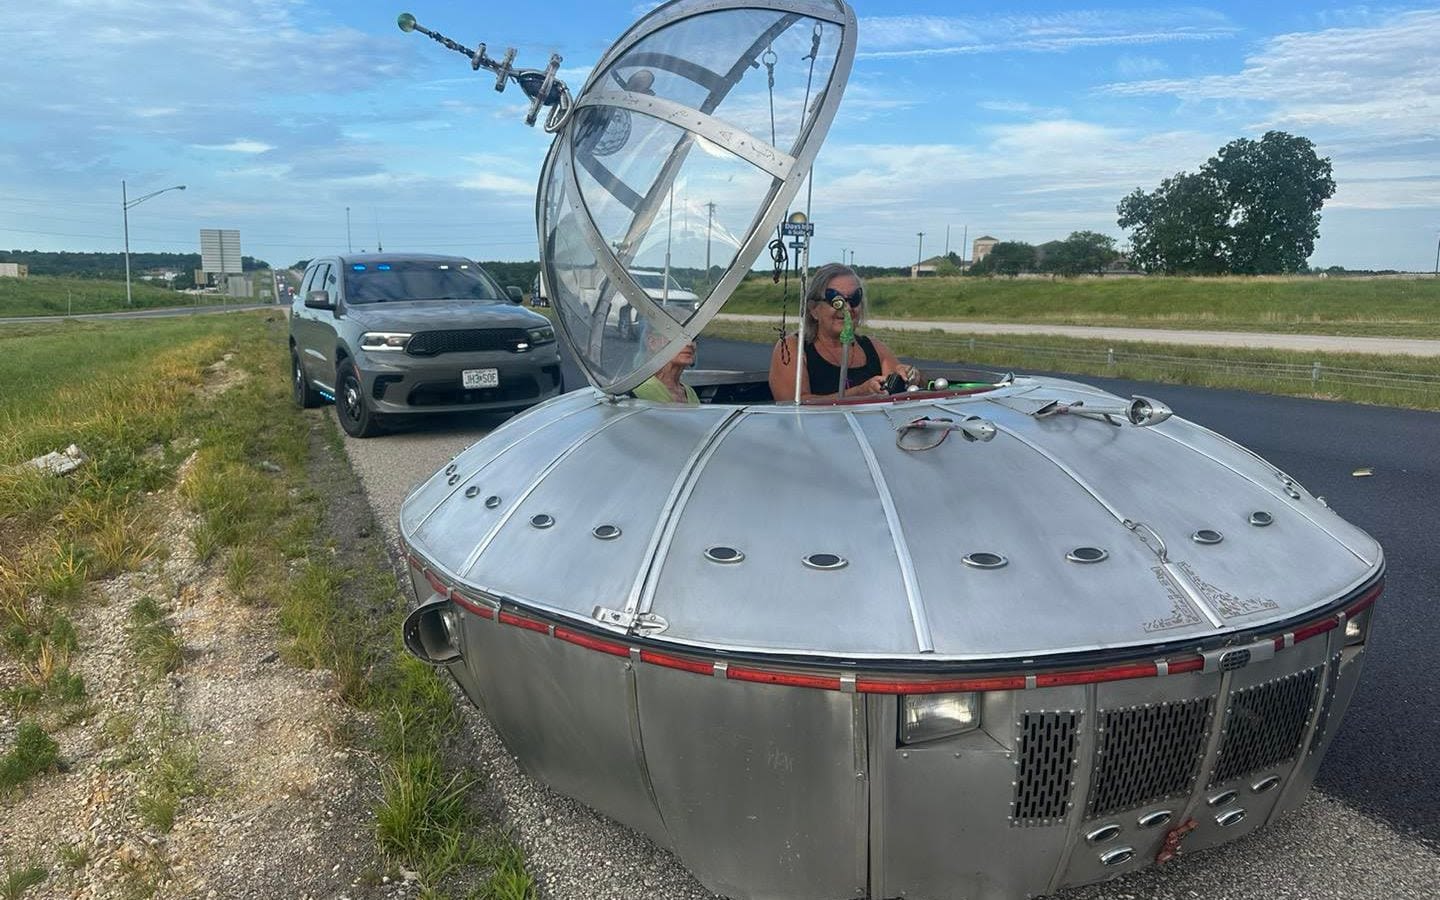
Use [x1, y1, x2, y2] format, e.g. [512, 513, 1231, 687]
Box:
[292, 350, 322, 408]
[337, 363, 383, 438]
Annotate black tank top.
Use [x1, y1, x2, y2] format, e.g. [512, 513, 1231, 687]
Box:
[804, 335, 882, 395]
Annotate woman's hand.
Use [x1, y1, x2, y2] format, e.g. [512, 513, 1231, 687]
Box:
[845, 374, 887, 397]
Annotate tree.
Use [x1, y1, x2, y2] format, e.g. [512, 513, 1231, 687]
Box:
[1208, 131, 1335, 274]
[1116, 131, 1334, 275]
[970, 241, 1037, 277]
[1040, 231, 1119, 277]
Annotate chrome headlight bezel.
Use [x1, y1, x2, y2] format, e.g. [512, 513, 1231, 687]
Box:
[359, 331, 413, 351]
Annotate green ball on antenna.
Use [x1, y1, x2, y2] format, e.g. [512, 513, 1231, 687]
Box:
[397, 12, 417, 32]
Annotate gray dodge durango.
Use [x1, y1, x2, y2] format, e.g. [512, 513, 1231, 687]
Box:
[289, 253, 563, 437]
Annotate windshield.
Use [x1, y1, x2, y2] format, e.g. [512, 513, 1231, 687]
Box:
[343, 260, 505, 304]
[630, 272, 684, 293]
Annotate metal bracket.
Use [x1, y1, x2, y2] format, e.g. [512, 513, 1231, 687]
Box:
[592, 607, 669, 635]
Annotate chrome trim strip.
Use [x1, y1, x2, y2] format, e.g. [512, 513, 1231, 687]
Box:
[634, 410, 750, 616]
[458, 406, 649, 578]
[577, 91, 795, 178]
[846, 412, 933, 653]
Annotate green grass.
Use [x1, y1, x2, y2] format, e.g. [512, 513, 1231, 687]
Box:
[0, 722, 59, 793]
[703, 320, 1440, 411]
[127, 596, 184, 677]
[0, 862, 47, 900]
[0, 273, 271, 318]
[136, 736, 205, 832]
[725, 273, 1440, 338]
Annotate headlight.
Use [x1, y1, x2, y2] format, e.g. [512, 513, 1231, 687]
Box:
[360, 332, 412, 351]
[1344, 607, 1371, 646]
[527, 325, 555, 345]
[900, 692, 980, 744]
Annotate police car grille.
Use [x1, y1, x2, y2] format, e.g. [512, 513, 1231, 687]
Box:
[406, 329, 530, 356]
[1087, 698, 1212, 818]
[1211, 667, 1321, 786]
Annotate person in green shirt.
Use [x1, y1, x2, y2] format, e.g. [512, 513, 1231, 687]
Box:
[631, 326, 699, 404]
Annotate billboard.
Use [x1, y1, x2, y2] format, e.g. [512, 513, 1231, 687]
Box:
[200, 229, 242, 274]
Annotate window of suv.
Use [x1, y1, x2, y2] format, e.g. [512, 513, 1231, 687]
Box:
[343, 259, 506, 304]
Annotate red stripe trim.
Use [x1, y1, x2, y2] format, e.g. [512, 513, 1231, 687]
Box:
[1166, 657, 1205, 675]
[727, 666, 842, 690]
[1035, 662, 1158, 687]
[555, 627, 630, 657]
[1345, 583, 1383, 616]
[857, 675, 1027, 694]
[450, 591, 494, 620]
[639, 650, 714, 675]
[424, 570, 447, 595]
[499, 610, 550, 634]
[1292, 617, 1338, 644]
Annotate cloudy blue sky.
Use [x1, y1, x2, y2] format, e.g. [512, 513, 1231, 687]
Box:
[2, 1, 1437, 271]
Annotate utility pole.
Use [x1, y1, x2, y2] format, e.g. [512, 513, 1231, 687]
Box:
[962, 225, 968, 266]
[1434, 231, 1439, 277]
[945, 224, 950, 258]
[704, 201, 716, 279]
[916, 232, 925, 270]
[346, 207, 353, 253]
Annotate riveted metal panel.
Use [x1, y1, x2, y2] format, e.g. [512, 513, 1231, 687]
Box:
[1014, 711, 1081, 822]
[1087, 697, 1212, 818]
[1210, 667, 1321, 786]
[634, 664, 866, 900]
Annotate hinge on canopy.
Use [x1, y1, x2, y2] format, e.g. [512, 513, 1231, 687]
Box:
[593, 606, 669, 635]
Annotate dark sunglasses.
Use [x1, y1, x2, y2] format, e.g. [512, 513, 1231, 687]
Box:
[821, 287, 864, 308]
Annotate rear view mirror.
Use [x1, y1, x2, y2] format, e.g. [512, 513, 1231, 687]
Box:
[305, 289, 334, 310]
[505, 285, 524, 303]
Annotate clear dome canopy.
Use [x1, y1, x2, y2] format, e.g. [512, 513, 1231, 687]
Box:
[539, 0, 857, 394]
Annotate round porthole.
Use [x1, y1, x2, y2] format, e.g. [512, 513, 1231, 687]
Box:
[963, 552, 1008, 569]
[464, 485, 480, 499]
[1192, 529, 1224, 545]
[592, 524, 621, 541]
[1249, 511, 1273, 527]
[1067, 546, 1108, 564]
[802, 553, 848, 571]
[484, 495, 501, 509]
[530, 513, 555, 529]
[705, 546, 744, 564]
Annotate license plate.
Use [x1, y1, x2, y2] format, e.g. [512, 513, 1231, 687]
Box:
[462, 368, 499, 389]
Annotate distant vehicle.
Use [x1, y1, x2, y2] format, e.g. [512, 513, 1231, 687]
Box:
[530, 272, 549, 307]
[609, 269, 701, 340]
[289, 253, 562, 437]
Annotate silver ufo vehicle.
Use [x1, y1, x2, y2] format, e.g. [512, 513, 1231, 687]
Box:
[397, 3, 1384, 898]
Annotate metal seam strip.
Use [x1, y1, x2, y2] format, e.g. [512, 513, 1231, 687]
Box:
[457, 406, 650, 578]
[635, 410, 751, 616]
[1162, 563, 1228, 629]
[845, 412, 933, 653]
[622, 407, 747, 617]
[576, 91, 795, 178]
[408, 395, 597, 532]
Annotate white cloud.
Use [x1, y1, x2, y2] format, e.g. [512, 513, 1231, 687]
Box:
[193, 140, 274, 154]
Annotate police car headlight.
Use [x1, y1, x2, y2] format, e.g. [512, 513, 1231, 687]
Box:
[360, 332, 412, 351]
[527, 325, 555, 345]
[900, 693, 980, 744]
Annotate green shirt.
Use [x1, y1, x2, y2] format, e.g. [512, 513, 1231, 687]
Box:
[632, 376, 699, 404]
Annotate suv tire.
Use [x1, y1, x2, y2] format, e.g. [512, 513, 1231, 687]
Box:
[337, 363, 383, 438]
[292, 350, 323, 409]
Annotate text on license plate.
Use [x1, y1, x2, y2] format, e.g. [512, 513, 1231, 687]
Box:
[462, 368, 499, 389]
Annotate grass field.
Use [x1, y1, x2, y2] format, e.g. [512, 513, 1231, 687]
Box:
[0, 274, 273, 318]
[726, 274, 1440, 338]
[0, 314, 529, 897]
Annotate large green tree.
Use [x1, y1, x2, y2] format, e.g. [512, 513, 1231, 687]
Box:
[1040, 231, 1120, 276]
[971, 241, 1037, 276]
[1116, 131, 1334, 275]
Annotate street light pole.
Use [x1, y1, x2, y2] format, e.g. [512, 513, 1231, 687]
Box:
[916, 232, 925, 271]
[123, 181, 186, 306]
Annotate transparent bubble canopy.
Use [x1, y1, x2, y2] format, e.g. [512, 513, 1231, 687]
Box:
[538, 0, 856, 394]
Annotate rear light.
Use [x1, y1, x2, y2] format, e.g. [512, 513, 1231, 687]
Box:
[900, 693, 980, 744]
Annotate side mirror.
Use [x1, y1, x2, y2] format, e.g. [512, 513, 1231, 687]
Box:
[305, 289, 334, 310]
[505, 285, 524, 303]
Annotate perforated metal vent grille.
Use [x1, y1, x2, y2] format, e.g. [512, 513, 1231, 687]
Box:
[1309, 656, 1343, 753]
[1087, 698, 1213, 818]
[406, 328, 530, 356]
[1013, 712, 1079, 824]
[1211, 668, 1320, 786]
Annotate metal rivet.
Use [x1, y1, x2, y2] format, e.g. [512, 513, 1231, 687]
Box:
[530, 514, 554, 529]
[592, 524, 621, 540]
[1099, 847, 1134, 867]
[705, 546, 744, 564]
[802, 553, 847, 571]
[1249, 511, 1273, 527]
[1192, 529, 1224, 544]
[1085, 824, 1121, 844]
[1066, 546, 1108, 564]
[963, 552, 1007, 569]
[464, 485, 480, 499]
[485, 495, 501, 509]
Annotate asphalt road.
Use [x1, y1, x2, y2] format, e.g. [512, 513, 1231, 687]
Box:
[339, 336, 1440, 898]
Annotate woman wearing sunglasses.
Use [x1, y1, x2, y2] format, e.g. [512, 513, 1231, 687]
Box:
[768, 262, 919, 402]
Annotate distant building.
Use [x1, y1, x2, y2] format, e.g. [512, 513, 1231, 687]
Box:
[0, 263, 28, 278]
[909, 263, 938, 278]
[972, 236, 999, 264]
